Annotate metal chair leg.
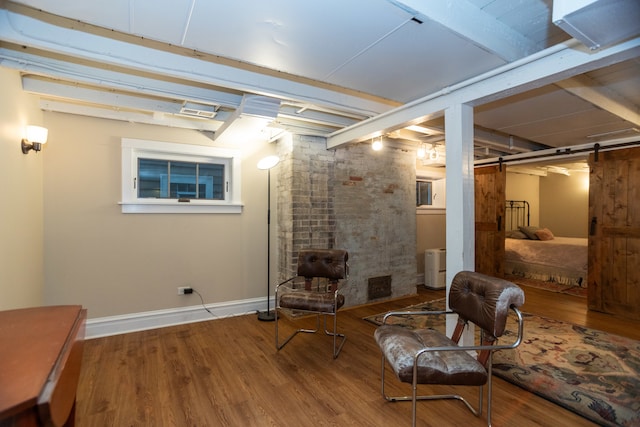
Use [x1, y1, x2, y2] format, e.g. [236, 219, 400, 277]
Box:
[275, 310, 345, 358]
[275, 308, 320, 351]
[380, 355, 488, 427]
[322, 313, 346, 358]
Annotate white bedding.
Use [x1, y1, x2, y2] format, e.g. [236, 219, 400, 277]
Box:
[505, 236, 588, 286]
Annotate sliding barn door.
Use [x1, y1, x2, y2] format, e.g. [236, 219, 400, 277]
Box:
[475, 165, 506, 277]
[588, 147, 640, 320]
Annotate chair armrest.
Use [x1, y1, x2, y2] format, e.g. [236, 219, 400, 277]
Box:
[276, 276, 297, 289]
[275, 277, 303, 300]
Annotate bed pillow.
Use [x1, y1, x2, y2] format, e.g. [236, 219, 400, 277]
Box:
[518, 226, 541, 240]
[506, 230, 528, 239]
[535, 227, 555, 241]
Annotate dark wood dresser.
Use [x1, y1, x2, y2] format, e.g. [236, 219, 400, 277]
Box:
[0, 305, 86, 427]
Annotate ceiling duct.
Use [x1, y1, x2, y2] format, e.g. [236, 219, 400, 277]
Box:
[236, 95, 282, 120]
[179, 101, 217, 118]
[553, 0, 640, 50]
[213, 95, 281, 143]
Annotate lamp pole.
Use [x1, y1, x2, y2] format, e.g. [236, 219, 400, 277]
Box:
[257, 155, 279, 321]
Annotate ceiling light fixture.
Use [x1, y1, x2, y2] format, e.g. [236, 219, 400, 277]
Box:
[372, 136, 383, 151]
[417, 143, 426, 159]
[21, 125, 49, 154]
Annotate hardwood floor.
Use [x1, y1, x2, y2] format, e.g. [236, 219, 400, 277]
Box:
[76, 284, 640, 426]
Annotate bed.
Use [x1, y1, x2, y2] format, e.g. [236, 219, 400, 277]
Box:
[504, 200, 587, 287]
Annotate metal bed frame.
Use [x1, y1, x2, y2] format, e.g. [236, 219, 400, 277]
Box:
[505, 200, 529, 231]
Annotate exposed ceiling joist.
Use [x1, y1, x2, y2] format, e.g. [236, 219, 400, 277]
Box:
[271, 119, 340, 137]
[555, 74, 640, 126]
[39, 99, 220, 131]
[327, 37, 640, 148]
[0, 47, 244, 108]
[277, 105, 361, 128]
[22, 75, 200, 117]
[0, 7, 394, 118]
[393, 0, 539, 61]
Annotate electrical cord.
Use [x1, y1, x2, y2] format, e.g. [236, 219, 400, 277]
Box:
[191, 288, 216, 317]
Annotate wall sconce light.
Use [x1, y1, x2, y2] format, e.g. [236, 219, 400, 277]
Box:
[372, 136, 383, 151]
[21, 125, 49, 154]
[417, 143, 427, 159]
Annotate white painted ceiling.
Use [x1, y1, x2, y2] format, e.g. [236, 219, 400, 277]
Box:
[1, 0, 639, 158]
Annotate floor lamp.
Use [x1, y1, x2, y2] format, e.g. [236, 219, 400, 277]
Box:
[257, 155, 280, 321]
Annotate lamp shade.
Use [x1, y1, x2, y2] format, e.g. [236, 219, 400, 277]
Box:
[257, 155, 280, 170]
[26, 125, 48, 144]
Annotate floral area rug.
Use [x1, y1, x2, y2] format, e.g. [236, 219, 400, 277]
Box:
[365, 299, 640, 427]
[506, 275, 588, 298]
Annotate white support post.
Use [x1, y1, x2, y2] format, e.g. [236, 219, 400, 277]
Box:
[445, 103, 475, 343]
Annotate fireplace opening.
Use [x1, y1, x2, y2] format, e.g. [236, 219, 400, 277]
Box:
[368, 275, 392, 300]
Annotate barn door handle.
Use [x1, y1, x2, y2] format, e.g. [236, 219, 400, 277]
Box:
[590, 217, 597, 236]
[497, 215, 502, 231]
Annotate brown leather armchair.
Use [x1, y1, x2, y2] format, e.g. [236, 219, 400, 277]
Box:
[275, 249, 349, 358]
[374, 271, 525, 426]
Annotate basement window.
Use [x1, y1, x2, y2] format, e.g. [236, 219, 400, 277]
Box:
[416, 180, 433, 207]
[120, 138, 242, 214]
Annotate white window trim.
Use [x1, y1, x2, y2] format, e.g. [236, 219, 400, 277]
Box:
[120, 138, 243, 214]
[416, 176, 446, 212]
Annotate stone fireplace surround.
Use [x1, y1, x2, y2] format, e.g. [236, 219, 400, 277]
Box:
[274, 134, 417, 307]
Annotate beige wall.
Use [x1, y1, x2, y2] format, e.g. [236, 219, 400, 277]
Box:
[540, 172, 589, 237]
[416, 212, 446, 275]
[506, 169, 589, 237]
[0, 68, 46, 310]
[415, 166, 447, 279]
[506, 172, 540, 228]
[38, 113, 277, 318]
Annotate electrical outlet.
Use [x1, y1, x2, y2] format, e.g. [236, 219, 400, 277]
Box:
[177, 286, 193, 295]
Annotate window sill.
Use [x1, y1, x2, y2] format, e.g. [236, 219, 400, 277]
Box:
[416, 207, 446, 215]
[119, 201, 243, 214]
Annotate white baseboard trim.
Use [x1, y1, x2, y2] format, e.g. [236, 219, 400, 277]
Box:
[86, 296, 271, 339]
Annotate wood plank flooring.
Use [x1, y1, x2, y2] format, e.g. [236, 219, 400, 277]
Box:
[76, 284, 640, 426]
